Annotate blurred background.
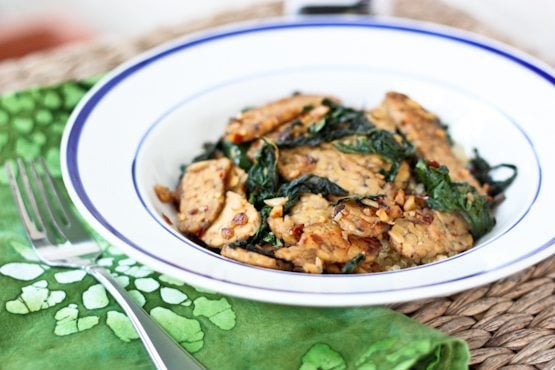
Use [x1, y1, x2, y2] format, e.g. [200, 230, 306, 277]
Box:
[1, 0, 554, 64]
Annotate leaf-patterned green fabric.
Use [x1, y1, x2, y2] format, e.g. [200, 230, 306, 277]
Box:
[0, 80, 469, 370]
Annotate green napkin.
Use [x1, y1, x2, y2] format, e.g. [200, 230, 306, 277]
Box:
[0, 80, 469, 370]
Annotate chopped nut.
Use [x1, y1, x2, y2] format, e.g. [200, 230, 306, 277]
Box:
[394, 190, 406, 205]
[466, 192, 475, 202]
[154, 185, 175, 203]
[376, 208, 389, 223]
[361, 198, 379, 208]
[333, 203, 346, 219]
[387, 205, 404, 220]
[264, 197, 288, 207]
[270, 205, 283, 218]
[226, 165, 248, 195]
[303, 257, 324, 274]
[289, 169, 301, 178]
[403, 195, 417, 211]
[228, 175, 239, 187]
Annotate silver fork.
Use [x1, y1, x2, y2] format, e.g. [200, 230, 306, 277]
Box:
[5, 157, 205, 370]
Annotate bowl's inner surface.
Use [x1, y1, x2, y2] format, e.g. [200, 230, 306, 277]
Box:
[134, 67, 539, 266]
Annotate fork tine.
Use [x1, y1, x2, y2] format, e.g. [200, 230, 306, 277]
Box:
[16, 158, 47, 230]
[5, 161, 45, 240]
[37, 157, 77, 226]
[36, 157, 91, 244]
[29, 159, 68, 240]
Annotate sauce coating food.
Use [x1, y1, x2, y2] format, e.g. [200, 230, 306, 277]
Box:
[157, 92, 517, 273]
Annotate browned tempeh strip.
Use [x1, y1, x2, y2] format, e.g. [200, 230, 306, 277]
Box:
[176, 158, 232, 235]
[267, 193, 332, 245]
[388, 209, 473, 262]
[221, 245, 284, 270]
[381, 92, 485, 193]
[225, 95, 332, 143]
[333, 201, 392, 239]
[201, 191, 261, 248]
[278, 144, 388, 195]
[275, 222, 377, 273]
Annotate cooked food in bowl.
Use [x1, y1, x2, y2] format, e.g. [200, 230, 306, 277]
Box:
[156, 92, 517, 274]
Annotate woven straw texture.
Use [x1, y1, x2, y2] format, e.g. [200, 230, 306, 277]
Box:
[1, 1, 553, 369]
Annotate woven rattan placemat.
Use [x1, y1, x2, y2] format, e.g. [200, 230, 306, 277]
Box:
[1, 1, 553, 368]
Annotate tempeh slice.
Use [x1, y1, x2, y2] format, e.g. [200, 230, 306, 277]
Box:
[381, 92, 484, 192]
[275, 223, 378, 273]
[388, 209, 473, 262]
[225, 95, 331, 143]
[221, 245, 284, 270]
[201, 191, 261, 248]
[267, 193, 332, 245]
[278, 144, 388, 195]
[176, 158, 232, 235]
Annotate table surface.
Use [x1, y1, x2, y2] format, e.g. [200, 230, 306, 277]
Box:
[1, 1, 554, 369]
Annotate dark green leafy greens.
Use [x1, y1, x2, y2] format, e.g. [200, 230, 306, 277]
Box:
[246, 141, 347, 211]
[239, 206, 283, 249]
[231, 140, 282, 250]
[191, 140, 222, 163]
[246, 140, 280, 208]
[179, 140, 221, 179]
[333, 130, 414, 160]
[222, 141, 252, 171]
[438, 121, 454, 146]
[277, 99, 374, 147]
[278, 174, 347, 213]
[414, 160, 495, 239]
[469, 149, 517, 197]
[341, 253, 365, 273]
[190, 139, 253, 171]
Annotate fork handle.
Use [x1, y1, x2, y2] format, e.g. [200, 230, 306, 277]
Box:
[86, 265, 205, 370]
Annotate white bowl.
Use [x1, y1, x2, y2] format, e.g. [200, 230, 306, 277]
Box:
[61, 17, 555, 306]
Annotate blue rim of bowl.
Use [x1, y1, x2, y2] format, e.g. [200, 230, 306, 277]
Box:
[65, 18, 555, 295]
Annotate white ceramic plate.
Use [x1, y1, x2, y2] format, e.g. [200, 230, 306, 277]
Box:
[61, 17, 555, 306]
